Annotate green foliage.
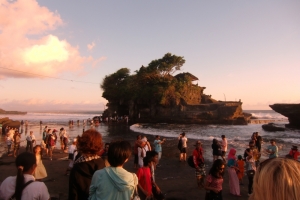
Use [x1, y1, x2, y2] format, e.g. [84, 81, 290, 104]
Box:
[101, 53, 197, 110]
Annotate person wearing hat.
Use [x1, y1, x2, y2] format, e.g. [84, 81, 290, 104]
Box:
[193, 140, 206, 189]
[287, 145, 300, 160]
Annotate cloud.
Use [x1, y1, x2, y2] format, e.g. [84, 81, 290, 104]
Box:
[87, 42, 96, 51]
[0, 0, 105, 79]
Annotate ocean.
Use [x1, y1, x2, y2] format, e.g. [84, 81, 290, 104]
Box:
[0, 110, 299, 158]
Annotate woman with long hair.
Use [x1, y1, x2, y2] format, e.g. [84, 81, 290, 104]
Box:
[227, 148, 241, 196]
[33, 145, 47, 181]
[204, 159, 225, 200]
[249, 158, 300, 200]
[0, 152, 49, 200]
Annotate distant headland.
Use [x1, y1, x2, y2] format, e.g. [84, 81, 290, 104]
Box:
[0, 108, 27, 115]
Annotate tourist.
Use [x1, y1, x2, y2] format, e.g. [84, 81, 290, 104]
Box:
[245, 151, 256, 196]
[134, 135, 142, 169]
[46, 129, 57, 160]
[65, 138, 77, 175]
[26, 131, 36, 152]
[193, 140, 206, 189]
[68, 130, 105, 200]
[13, 130, 21, 157]
[249, 158, 300, 200]
[179, 132, 188, 162]
[255, 132, 263, 152]
[236, 155, 244, 185]
[138, 136, 151, 168]
[153, 135, 166, 166]
[33, 145, 47, 181]
[287, 145, 300, 160]
[89, 140, 138, 200]
[98, 143, 110, 166]
[0, 152, 50, 200]
[5, 132, 13, 156]
[227, 148, 241, 196]
[220, 135, 227, 162]
[266, 139, 278, 159]
[251, 132, 257, 144]
[204, 159, 225, 200]
[212, 139, 221, 161]
[59, 127, 65, 150]
[137, 156, 153, 199]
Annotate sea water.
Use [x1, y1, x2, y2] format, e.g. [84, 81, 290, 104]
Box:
[0, 110, 299, 158]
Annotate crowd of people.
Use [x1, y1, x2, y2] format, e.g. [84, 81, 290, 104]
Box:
[1, 127, 300, 200]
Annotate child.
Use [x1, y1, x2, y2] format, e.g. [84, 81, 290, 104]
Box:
[137, 157, 153, 200]
[65, 138, 77, 175]
[33, 145, 47, 181]
[236, 155, 245, 185]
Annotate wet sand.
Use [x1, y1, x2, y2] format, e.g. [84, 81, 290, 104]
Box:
[0, 127, 253, 200]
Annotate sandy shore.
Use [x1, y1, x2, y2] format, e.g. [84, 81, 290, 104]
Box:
[0, 126, 257, 200]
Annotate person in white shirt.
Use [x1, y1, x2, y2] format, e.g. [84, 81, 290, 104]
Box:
[221, 135, 228, 162]
[0, 152, 50, 200]
[26, 131, 36, 152]
[179, 132, 188, 161]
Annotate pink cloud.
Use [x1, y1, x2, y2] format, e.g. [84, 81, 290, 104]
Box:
[0, 0, 105, 79]
[87, 42, 96, 51]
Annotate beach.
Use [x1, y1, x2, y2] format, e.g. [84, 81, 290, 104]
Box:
[0, 110, 299, 199]
[0, 129, 251, 200]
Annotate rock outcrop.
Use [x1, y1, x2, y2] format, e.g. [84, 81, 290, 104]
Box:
[0, 117, 21, 135]
[269, 104, 300, 128]
[0, 108, 27, 115]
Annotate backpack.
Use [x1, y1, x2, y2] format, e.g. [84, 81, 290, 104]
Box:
[178, 138, 182, 150]
[187, 155, 195, 168]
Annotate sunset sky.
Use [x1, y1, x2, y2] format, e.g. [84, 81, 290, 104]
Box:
[0, 0, 299, 111]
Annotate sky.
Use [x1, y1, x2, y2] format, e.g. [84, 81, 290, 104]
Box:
[0, 0, 299, 111]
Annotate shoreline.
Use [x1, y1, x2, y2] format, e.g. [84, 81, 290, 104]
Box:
[0, 126, 282, 200]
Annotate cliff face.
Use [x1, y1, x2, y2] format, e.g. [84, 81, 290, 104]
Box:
[0, 108, 27, 115]
[269, 104, 300, 128]
[130, 101, 250, 125]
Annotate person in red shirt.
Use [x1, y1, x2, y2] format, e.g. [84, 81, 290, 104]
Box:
[193, 140, 206, 189]
[288, 145, 300, 160]
[137, 157, 153, 200]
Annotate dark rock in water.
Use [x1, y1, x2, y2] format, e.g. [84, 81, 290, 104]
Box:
[262, 123, 285, 132]
[269, 104, 300, 128]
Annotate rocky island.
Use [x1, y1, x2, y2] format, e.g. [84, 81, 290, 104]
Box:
[269, 103, 300, 128]
[100, 53, 251, 125]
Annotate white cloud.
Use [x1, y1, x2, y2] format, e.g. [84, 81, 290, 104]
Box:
[0, 0, 105, 79]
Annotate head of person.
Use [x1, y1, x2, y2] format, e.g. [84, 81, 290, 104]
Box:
[15, 152, 37, 199]
[270, 139, 276, 145]
[195, 141, 202, 149]
[77, 129, 103, 155]
[107, 140, 132, 167]
[238, 155, 243, 160]
[292, 145, 298, 151]
[47, 129, 51, 133]
[30, 131, 33, 135]
[213, 138, 218, 144]
[104, 143, 110, 151]
[72, 138, 77, 145]
[155, 135, 160, 139]
[143, 156, 151, 167]
[221, 135, 225, 139]
[250, 158, 300, 200]
[146, 150, 159, 163]
[136, 135, 141, 140]
[182, 132, 185, 137]
[249, 141, 255, 149]
[209, 159, 225, 178]
[33, 145, 41, 154]
[227, 148, 236, 160]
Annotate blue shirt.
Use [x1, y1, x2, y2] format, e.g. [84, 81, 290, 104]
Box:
[268, 145, 278, 158]
[154, 139, 162, 152]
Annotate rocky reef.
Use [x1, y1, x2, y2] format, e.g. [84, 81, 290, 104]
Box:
[269, 104, 300, 128]
[0, 117, 21, 135]
[0, 108, 27, 115]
